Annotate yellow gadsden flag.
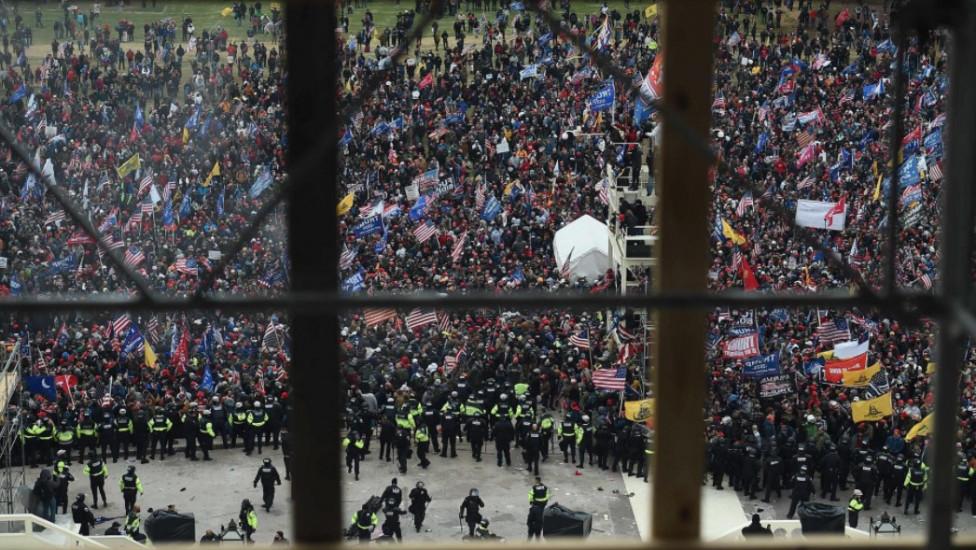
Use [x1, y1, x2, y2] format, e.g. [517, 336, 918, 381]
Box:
[203, 162, 221, 186]
[906, 413, 934, 441]
[644, 4, 658, 18]
[624, 399, 655, 422]
[842, 361, 881, 387]
[336, 193, 355, 216]
[721, 219, 747, 245]
[116, 153, 141, 178]
[852, 392, 893, 423]
[220, 7, 234, 16]
[144, 341, 158, 369]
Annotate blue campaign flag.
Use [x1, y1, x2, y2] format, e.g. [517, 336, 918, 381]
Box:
[353, 215, 384, 237]
[519, 64, 539, 80]
[134, 104, 144, 129]
[179, 191, 192, 218]
[728, 326, 755, 337]
[445, 113, 465, 125]
[25, 376, 57, 401]
[339, 128, 353, 147]
[859, 129, 877, 150]
[899, 155, 922, 187]
[163, 199, 175, 227]
[877, 39, 897, 54]
[863, 80, 885, 100]
[185, 107, 201, 129]
[342, 269, 366, 292]
[370, 121, 391, 137]
[589, 79, 615, 112]
[510, 1, 525, 10]
[511, 266, 525, 283]
[392, 116, 405, 130]
[249, 166, 274, 198]
[198, 115, 212, 137]
[122, 325, 144, 358]
[8, 84, 27, 104]
[901, 183, 922, 207]
[769, 309, 790, 323]
[9, 273, 21, 295]
[634, 96, 653, 125]
[409, 195, 428, 222]
[755, 132, 769, 153]
[538, 32, 553, 47]
[481, 196, 502, 221]
[803, 357, 826, 375]
[201, 365, 214, 393]
[46, 254, 76, 278]
[374, 222, 388, 253]
[841, 61, 859, 76]
[742, 352, 781, 379]
[924, 128, 943, 153]
[216, 188, 225, 218]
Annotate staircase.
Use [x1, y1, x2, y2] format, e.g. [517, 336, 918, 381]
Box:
[0, 513, 147, 549]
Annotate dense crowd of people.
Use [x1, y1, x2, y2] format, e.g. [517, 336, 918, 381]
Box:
[0, 0, 965, 543]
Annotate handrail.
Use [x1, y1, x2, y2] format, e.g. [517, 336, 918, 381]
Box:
[0, 513, 110, 549]
[710, 519, 871, 541]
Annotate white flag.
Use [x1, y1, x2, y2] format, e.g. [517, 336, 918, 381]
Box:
[795, 199, 846, 230]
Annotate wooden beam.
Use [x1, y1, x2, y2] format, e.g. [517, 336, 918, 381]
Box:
[285, 2, 342, 543]
[652, 0, 717, 541]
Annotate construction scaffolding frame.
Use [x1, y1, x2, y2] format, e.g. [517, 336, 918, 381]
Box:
[0, 0, 970, 548]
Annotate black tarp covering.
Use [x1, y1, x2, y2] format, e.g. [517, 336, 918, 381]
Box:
[797, 502, 846, 534]
[542, 503, 592, 537]
[144, 509, 196, 542]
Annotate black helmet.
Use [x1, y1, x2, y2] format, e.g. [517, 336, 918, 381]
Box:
[263, 458, 271, 465]
[127, 465, 136, 473]
[76, 493, 85, 502]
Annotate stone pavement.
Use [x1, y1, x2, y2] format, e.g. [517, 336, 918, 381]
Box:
[19, 444, 292, 545]
[341, 438, 641, 542]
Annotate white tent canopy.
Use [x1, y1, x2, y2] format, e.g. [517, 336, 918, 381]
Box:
[553, 215, 611, 281]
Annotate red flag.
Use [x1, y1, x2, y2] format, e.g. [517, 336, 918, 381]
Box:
[824, 195, 846, 227]
[54, 374, 78, 394]
[741, 257, 759, 291]
[835, 8, 850, 27]
[172, 326, 190, 376]
[824, 353, 868, 383]
[418, 72, 434, 89]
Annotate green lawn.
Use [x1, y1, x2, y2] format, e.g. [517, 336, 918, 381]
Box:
[22, 1, 264, 63]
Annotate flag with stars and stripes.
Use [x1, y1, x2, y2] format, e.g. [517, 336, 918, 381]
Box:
[364, 308, 397, 327]
[405, 308, 438, 331]
[339, 247, 358, 270]
[139, 170, 154, 195]
[413, 221, 438, 243]
[262, 320, 282, 351]
[570, 329, 590, 349]
[815, 312, 851, 343]
[112, 315, 131, 337]
[146, 316, 160, 344]
[140, 200, 155, 215]
[731, 248, 742, 273]
[797, 175, 815, 189]
[475, 183, 486, 210]
[126, 212, 143, 232]
[123, 246, 145, 267]
[44, 211, 66, 226]
[437, 311, 451, 332]
[736, 192, 753, 217]
[451, 233, 466, 263]
[592, 367, 627, 391]
[929, 160, 943, 181]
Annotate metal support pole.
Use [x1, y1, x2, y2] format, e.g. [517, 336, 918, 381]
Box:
[285, 4, 341, 542]
[651, 0, 716, 541]
[928, 5, 976, 547]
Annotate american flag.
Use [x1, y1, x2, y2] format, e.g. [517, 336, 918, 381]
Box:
[475, 183, 486, 210]
[815, 312, 851, 343]
[339, 247, 358, 270]
[124, 246, 145, 267]
[174, 258, 198, 276]
[139, 170, 154, 195]
[97, 209, 119, 232]
[569, 329, 590, 349]
[146, 316, 160, 343]
[451, 233, 466, 263]
[929, 160, 943, 181]
[797, 175, 815, 189]
[437, 311, 451, 332]
[44, 211, 66, 226]
[592, 367, 627, 391]
[126, 212, 143, 231]
[597, 178, 609, 205]
[918, 269, 933, 289]
[444, 345, 467, 372]
[113, 314, 131, 337]
[97, 236, 124, 259]
[413, 221, 438, 243]
[162, 180, 176, 201]
[405, 308, 438, 331]
[364, 308, 397, 327]
[560, 247, 575, 280]
[359, 200, 383, 218]
[735, 192, 753, 217]
[839, 88, 856, 105]
[796, 130, 815, 148]
[712, 91, 726, 111]
[140, 200, 155, 215]
[731, 248, 742, 273]
[262, 321, 281, 351]
[757, 103, 769, 122]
